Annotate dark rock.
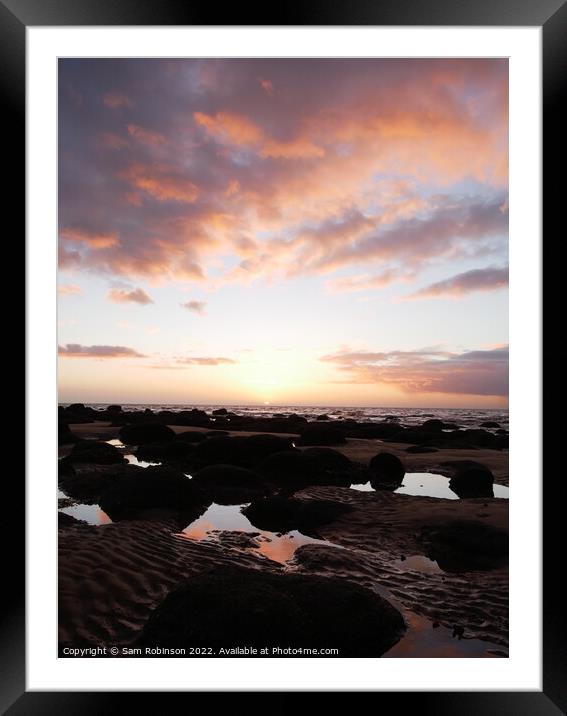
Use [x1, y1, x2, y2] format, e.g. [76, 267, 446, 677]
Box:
[119, 423, 176, 445]
[65, 440, 126, 465]
[354, 423, 403, 439]
[212, 408, 228, 416]
[316, 414, 330, 421]
[368, 452, 405, 487]
[420, 520, 508, 571]
[58, 511, 88, 528]
[419, 419, 444, 431]
[107, 405, 122, 414]
[136, 441, 194, 463]
[258, 450, 352, 489]
[243, 496, 351, 534]
[298, 424, 346, 446]
[99, 466, 209, 520]
[59, 464, 142, 502]
[480, 421, 500, 429]
[194, 436, 247, 466]
[137, 566, 405, 656]
[176, 431, 207, 443]
[241, 434, 296, 461]
[449, 466, 494, 498]
[191, 464, 270, 504]
[301, 447, 352, 472]
[58, 422, 78, 445]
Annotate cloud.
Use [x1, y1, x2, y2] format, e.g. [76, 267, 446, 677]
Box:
[58, 344, 146, 358]
[103, 92, 133, 109]
[108, 287, 154, 305]
[320, 346, 508, 396]
[60, 227, 120, 249]
[327, 269, 415, 293]
[259, 78, 273, 95]
[58, 284, 83, 295]
[180, 300, 207, 315]
[127, 124, 166, 146]
[176, 356, 236, 365]
[123, 164, 199, 203]
[405, 265, 509, 300]
[59, 59, 508, 287]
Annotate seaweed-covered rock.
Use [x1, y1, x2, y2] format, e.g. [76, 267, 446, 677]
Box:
[119, 423, 175, 446]
[137, 566, 405, 656]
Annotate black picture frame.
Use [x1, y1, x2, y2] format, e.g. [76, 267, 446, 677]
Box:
[9, 0, 564, 710]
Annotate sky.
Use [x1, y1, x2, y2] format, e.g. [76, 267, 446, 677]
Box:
[58, 58, 508, 408]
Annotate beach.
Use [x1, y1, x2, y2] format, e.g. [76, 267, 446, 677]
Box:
[58, 405, 508, 658]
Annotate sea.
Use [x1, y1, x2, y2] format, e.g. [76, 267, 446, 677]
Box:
[68, 404, 509, 431]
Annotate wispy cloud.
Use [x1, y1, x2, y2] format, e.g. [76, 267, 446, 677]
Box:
[58, 284, 83, 296]
[58, 344, 147, 358]
[405, 266, 508, 300]
[103, 92, 133, 109]
[180, 300, 207, 315]
[108, 287, 154, 305]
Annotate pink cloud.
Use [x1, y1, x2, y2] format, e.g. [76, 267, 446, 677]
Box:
[58, 344, 146, 358]
[58, 284, 83, 296]
[103, 92, 133, 109]
[320, 346, 508, 396]
[108, 287, 154, 305]
[123, 164, 199, 203]
[180, 300, 207, 315]
[405, 266, 509, 300]
[127, 124, 167, 146]
[60, 228, 120, 249]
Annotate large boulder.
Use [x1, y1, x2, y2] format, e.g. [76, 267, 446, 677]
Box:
[191, 465, 270, 504]
[297, 424, 346, 446]
[135, 441, 194, 463]
[64, 440, 126, 465]
[58, 422, 78, 445]
[176, 431, 207, 443]
[258, 450, 352, 489]
[243, 496, 351, 534]
[119, 423, 175, 446]
[99, 466, 209, 520]
[368, 452, 405, 488]
[420, 520, 508, 571]
[449, 466, 494, 498]
[59, 464, 142, 502]
[137, 566, 405, 656]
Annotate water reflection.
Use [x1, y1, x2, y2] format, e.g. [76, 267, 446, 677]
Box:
[105, 439, 161, 468]
[352, 473, 509, 500]
[385, 609, 507, 658]
[180, 503, 333, 564]
[59, 503, 112, 525]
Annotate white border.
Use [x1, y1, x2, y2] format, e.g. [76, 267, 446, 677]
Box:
[27, 26, 541, 691]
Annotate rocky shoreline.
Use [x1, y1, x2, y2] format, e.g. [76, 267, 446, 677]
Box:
[58, 404, 509, 657]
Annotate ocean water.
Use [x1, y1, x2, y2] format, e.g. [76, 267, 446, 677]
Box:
[67, 404, 508, 431]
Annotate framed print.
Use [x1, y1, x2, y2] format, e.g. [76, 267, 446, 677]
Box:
[9, 0, 563, 709]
